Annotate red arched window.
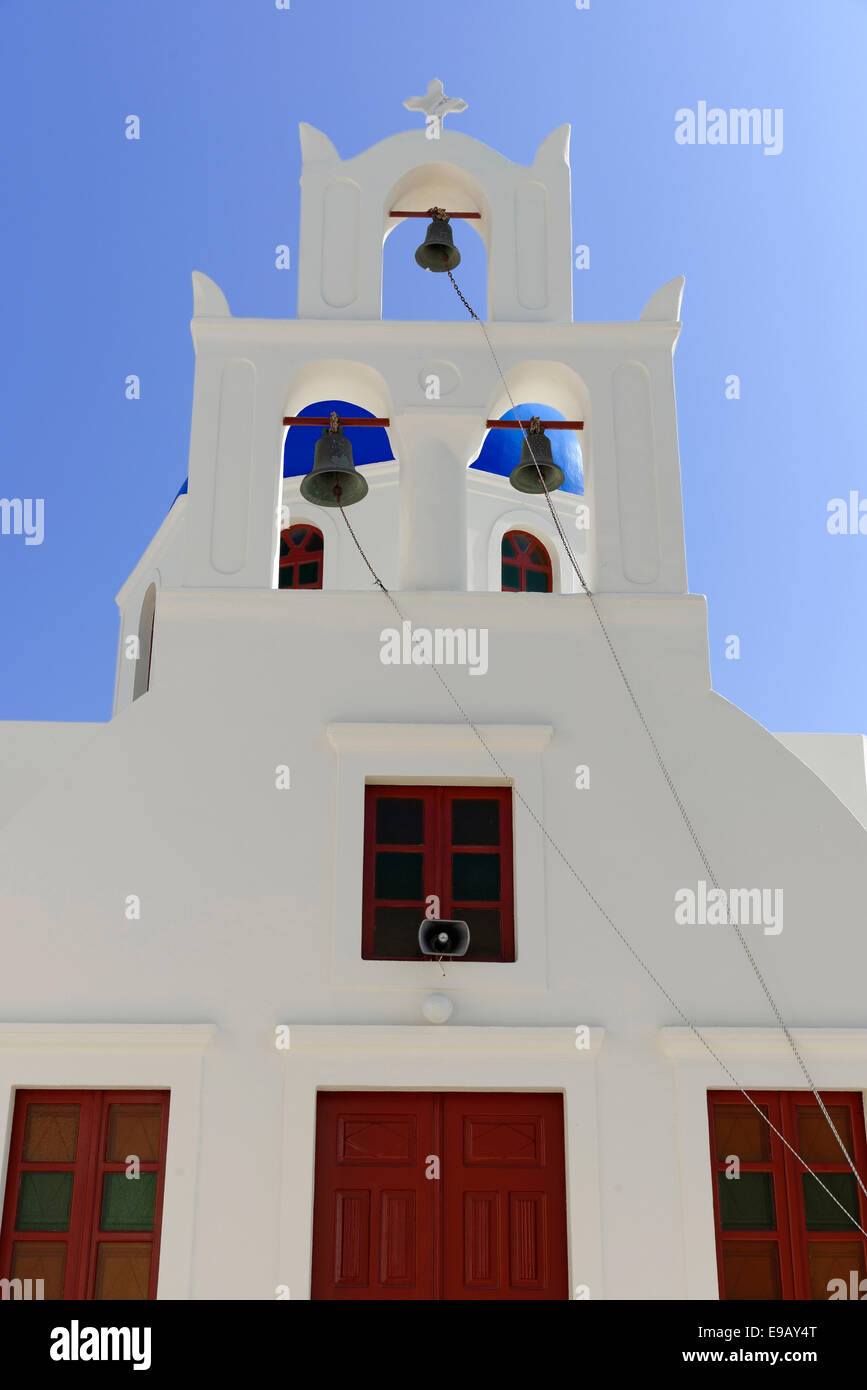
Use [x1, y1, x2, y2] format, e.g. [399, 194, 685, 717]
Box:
[501, 530, 552, 593]
[279, 525, 324, 589]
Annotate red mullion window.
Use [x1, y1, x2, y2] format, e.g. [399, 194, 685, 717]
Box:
[708, 1091, 797, 1300]
[501, 530, 552, 593]
[0, 1089, 100, 1299]
[442, 786, 515, 963]
[0, 1089, 169, 1301]
[82, 1090, 170, 1301]
[362, 786, 514, 962]
[779, 1091, 867, 1300]
[278, 525, 323, 589]
[362, 786, 439, 961]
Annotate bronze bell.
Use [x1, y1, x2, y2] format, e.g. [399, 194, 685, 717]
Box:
[509, 417, 565, 495]
[299, 413, 369, 508]
[414, 207, 461, 273]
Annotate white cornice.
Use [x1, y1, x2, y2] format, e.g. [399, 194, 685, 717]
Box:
[326, 722, 554, 755]
[0, 1024, 218, 1052]
[285, 1024, 603, 1056]
[192, 317, 680, 352]
[659, 1027, 867, 1062]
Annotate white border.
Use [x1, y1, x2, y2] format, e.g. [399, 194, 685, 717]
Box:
[325, 723, 553, 991]
[0, 1023, 216, 1300]
[279, 1023, 604, 1300]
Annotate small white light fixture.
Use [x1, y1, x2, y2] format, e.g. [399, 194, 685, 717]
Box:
[422, 993, 453, 1024]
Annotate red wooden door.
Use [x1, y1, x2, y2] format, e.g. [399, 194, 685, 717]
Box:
[311, 1091, 568, 1300]
[311, 1092, 437, 1300]
[442, 1092, 568, 1300]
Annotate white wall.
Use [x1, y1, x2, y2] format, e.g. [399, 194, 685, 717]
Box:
[774, 732, 867, 827]
[2, 581, 867, 1296]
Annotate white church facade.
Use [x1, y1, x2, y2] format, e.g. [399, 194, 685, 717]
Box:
[2, 96, 867, 1302]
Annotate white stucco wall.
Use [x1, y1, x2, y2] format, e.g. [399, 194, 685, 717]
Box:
[0, 722, 102, 824]
[774, 732, 867, 828]
[2, 583, 867, 1297]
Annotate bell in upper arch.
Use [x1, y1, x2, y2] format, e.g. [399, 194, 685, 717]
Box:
[414, 208, 461, 273]
[299, 413, 369, 508]
[508, 417, 566, 495]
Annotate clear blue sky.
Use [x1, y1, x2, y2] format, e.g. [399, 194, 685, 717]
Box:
[1, 0, 865, 730]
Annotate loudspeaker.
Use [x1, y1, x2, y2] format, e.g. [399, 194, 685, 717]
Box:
[418, 919, 470, 957]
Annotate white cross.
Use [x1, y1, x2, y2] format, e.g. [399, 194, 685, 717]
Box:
[403, 78, 467, 135]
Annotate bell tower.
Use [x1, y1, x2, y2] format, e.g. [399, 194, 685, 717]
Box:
[176, 84, 688, 610]
[295, 109, 574, 323]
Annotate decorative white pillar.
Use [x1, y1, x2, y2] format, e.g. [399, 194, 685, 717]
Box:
[390, 413, 485, 591]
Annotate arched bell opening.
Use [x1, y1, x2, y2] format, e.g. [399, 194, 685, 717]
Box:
[278, 392, 395, 589]
[470, 402, 584, 497]
[382, 162, 490, 321]
[282, 399, 394, 489]
[382, 215, 487, 322]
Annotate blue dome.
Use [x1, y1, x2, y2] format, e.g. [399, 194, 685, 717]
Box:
[471, 403, 583, 495]
[282, 400, 394, 477]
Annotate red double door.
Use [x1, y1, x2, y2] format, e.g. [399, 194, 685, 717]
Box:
[311, 1091, 568, 1300]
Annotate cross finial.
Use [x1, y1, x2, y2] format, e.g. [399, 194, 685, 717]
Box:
[403, 78, 467, 139]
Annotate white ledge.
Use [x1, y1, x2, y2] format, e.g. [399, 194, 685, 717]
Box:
[0, 1024, 219, 1052]
[326, 723, 554, 755]
[285, 1025, 603, 1057]
[659, 1027, 867, 1062]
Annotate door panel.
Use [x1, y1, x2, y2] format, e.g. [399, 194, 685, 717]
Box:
[443, 1093, 568, 1300]
[312, 1091, 568, 1301]
[311, 1092, 436, 1300]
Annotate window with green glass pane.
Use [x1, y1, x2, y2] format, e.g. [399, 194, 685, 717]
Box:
[802, 1172, 859, 1232]
[717, 1171, 776, 1231]
[709, 1091, 867, 1300]
[100, 1172, 157, 1232]
[16, 1172, 74, 1231]
[0, 1089, 169, 1301]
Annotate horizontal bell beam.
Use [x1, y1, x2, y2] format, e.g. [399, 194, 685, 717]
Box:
[283, 416, 390, 427]
[389, 210, 481, 218]
[486, 419, 583, 431]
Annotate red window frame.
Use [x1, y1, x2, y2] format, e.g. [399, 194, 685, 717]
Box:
[501, 530, 552, 593]
[0, 1089, 170, 1300]
[279, 524, 324, 589]
[708, 1090, 867, 1300]
[361, 785, 515, 962]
